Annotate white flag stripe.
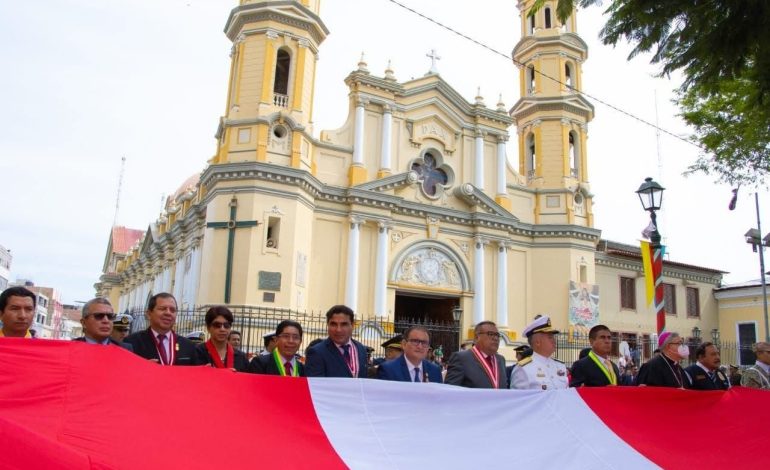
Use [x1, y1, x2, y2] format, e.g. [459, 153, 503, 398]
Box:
[309, 379, 658, 469]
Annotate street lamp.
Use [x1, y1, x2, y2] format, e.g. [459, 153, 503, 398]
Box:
[744, 193, 770, 342]
[691, 326, 701, 340]
[637, 177, 666, 335]
[711, 328, 720, 344]
[452, 305, 463, 352]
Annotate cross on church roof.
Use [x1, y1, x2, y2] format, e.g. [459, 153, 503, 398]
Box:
[426, 49, 441, 75]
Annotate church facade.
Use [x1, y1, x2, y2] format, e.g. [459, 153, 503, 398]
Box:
[95, 0, 722, 357]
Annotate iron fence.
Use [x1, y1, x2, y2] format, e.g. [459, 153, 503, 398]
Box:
[126, 306, 460, 361]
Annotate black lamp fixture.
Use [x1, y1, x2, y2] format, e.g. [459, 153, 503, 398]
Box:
[452, 305, 463, 323]
[636, 177, 665, 212]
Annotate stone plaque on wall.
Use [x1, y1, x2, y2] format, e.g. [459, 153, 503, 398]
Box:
[258, 271, 282, 291]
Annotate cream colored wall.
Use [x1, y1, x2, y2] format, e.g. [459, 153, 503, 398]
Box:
[595, 263, 719, 337]
[717, 292, 768, 343]
[308, 216, 345, 309]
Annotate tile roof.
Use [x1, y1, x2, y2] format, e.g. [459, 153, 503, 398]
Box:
[111, 226, 144, 254]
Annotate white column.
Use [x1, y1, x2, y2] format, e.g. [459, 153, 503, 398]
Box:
[473, 237, 486, 325]
[496, 136, 507, 195]
[352, 98, 366, 165]
[344, 217, 362, 310]
[380, 105, 392, 172]
[173, 257, 185, 300]
[162, 266, 172, 293]
[374, 222, 390, 317]
[496, 242, 509, 327]
[190, 245, 203, 306]
[474, 130, 484, 188]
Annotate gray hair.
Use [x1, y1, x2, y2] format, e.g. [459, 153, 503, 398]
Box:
[82, 297, 112, 318]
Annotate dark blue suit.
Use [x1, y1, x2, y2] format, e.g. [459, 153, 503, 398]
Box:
[305, 338, 368, 378]
[377, 355, 443, 383]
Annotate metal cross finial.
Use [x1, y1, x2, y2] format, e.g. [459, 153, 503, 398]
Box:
[426, 49, 441, 74]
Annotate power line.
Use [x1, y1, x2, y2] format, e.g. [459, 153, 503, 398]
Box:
[386, 0, 700, 150]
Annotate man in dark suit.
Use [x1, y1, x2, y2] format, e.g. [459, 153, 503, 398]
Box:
[445, 321, 507, 389]
[684, 342, 730, 390]
[570, 324, 620, 387]
[72, 298, 132, 351]
[636, 332, 690, 388]
[305, 305, 368, 378]
[123, 293, 200, 366]
[377, 326, 442, 383]
[248, 320, 306, 376]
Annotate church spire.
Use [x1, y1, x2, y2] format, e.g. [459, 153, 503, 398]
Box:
[212, 1, 328, 172]
[511, 0, 595, 226]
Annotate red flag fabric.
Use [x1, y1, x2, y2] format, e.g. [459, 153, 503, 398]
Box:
[1, 339, 767, 469]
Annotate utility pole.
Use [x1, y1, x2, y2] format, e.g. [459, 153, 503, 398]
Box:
[113, 156, 126, 226]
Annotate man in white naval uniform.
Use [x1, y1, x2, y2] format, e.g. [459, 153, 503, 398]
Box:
[510, 315, 568, 390]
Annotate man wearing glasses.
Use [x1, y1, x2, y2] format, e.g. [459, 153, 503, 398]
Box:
[636, 332, 690, 388]
[510, 315, 568, 390]
[123, 293, 201, 365]
[445, 321, 507, 389]
[73, 298, 132, 350]
[377, 326, 442, 383]
[741, 342, 770, 390]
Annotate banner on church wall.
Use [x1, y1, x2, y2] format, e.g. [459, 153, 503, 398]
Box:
[569, 281, 599, 332]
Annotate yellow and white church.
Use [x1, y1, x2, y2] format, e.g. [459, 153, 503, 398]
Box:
[96, 0, 723, 357]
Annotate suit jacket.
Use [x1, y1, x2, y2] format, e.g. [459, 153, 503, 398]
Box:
[247, 353, 306, 377]
[305, 338, 368, 378]
[570, 354, 621, 387]
[740, 364, 770, 389]
[377, 355, 443, 383]
[444, 349, 508, 389]
[72, 336, 133, 352]
[195, 343, 249, 372]
[684, 364, 729, 390]
[123, 329, 201, 366]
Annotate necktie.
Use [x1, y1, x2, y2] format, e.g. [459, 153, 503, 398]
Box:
[708, 371, 716, 382]
[605, 359, 616, 384]
[413, 367, 421, 382]
[485, 355, 495, 369]
[157, 334, 169, 365]
[341, 344, 351, 366]
[285, 361, 293, 376]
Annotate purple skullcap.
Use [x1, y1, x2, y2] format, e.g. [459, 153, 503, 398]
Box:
[658, 332, 671, 348]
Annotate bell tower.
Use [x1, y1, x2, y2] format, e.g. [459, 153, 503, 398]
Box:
[212, 0, 328, 172]
[511, 1, 595, 226]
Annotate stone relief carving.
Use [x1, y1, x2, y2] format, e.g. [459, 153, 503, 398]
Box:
[396, 248, 461, 288]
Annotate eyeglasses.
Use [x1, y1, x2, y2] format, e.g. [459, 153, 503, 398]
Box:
[478, 331, 501, 339]
[210, 321, 232, 329]
[277, 333, 302, 341]
[86, 313, 116, 321]
[406, 338, 430, 347]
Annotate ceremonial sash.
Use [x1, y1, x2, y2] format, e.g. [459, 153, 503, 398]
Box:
[205, 340, 234, 369]
[150, 331, 176, 366]
[339, 342, 359, 378]
[588, 351, 617, 385]
[471, 346, 499, 389]
[272, 349, 299, 377]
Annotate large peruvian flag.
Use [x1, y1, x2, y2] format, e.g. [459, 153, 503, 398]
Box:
[0, 339, 765, 469]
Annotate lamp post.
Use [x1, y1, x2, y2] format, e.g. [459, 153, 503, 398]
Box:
[711, 328, 720, 344]
[636, 177, 666, 336]
[744, 193, 770, 341]
[452, 305, 463, 352]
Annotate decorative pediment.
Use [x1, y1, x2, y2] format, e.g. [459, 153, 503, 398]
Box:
[391, 242, 469, 291]
[406, 116, 458, 153]
[453, 183, 518, 220]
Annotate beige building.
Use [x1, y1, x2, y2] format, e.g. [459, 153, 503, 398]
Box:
[95, 0, 723, 359]
[715, 279, 770, 365]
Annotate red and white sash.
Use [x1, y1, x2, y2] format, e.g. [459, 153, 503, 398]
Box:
[471, 346, 499, 389]
[151, 330, 177, 366]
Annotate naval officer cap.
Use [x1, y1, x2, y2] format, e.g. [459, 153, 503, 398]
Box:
[523, 315, 560, 337]
[112, 314, 132, 330]
[381, 335, 403, 351]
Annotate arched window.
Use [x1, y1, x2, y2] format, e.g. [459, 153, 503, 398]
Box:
[569, 131, 579, 177]
[565, 62, 573, 89]
[526, 133, 536, 179]
[545, 7, 552, 29]
[527, 65, 536, 94]
[273, 49, 291, 107]
[528, 14, 536, 35]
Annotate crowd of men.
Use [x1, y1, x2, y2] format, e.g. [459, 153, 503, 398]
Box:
[2, 285, 769, 391]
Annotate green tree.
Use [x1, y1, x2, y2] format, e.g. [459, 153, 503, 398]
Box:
[532, 0, 770, 185]
[677, 75, 770, 186]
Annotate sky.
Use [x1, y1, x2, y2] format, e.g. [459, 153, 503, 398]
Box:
[0, 0, 767, 304]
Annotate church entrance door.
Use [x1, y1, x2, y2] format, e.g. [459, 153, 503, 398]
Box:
[394, 292, 460, 358]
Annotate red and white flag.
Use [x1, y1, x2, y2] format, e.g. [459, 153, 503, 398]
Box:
[0, 339, 766, 469]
